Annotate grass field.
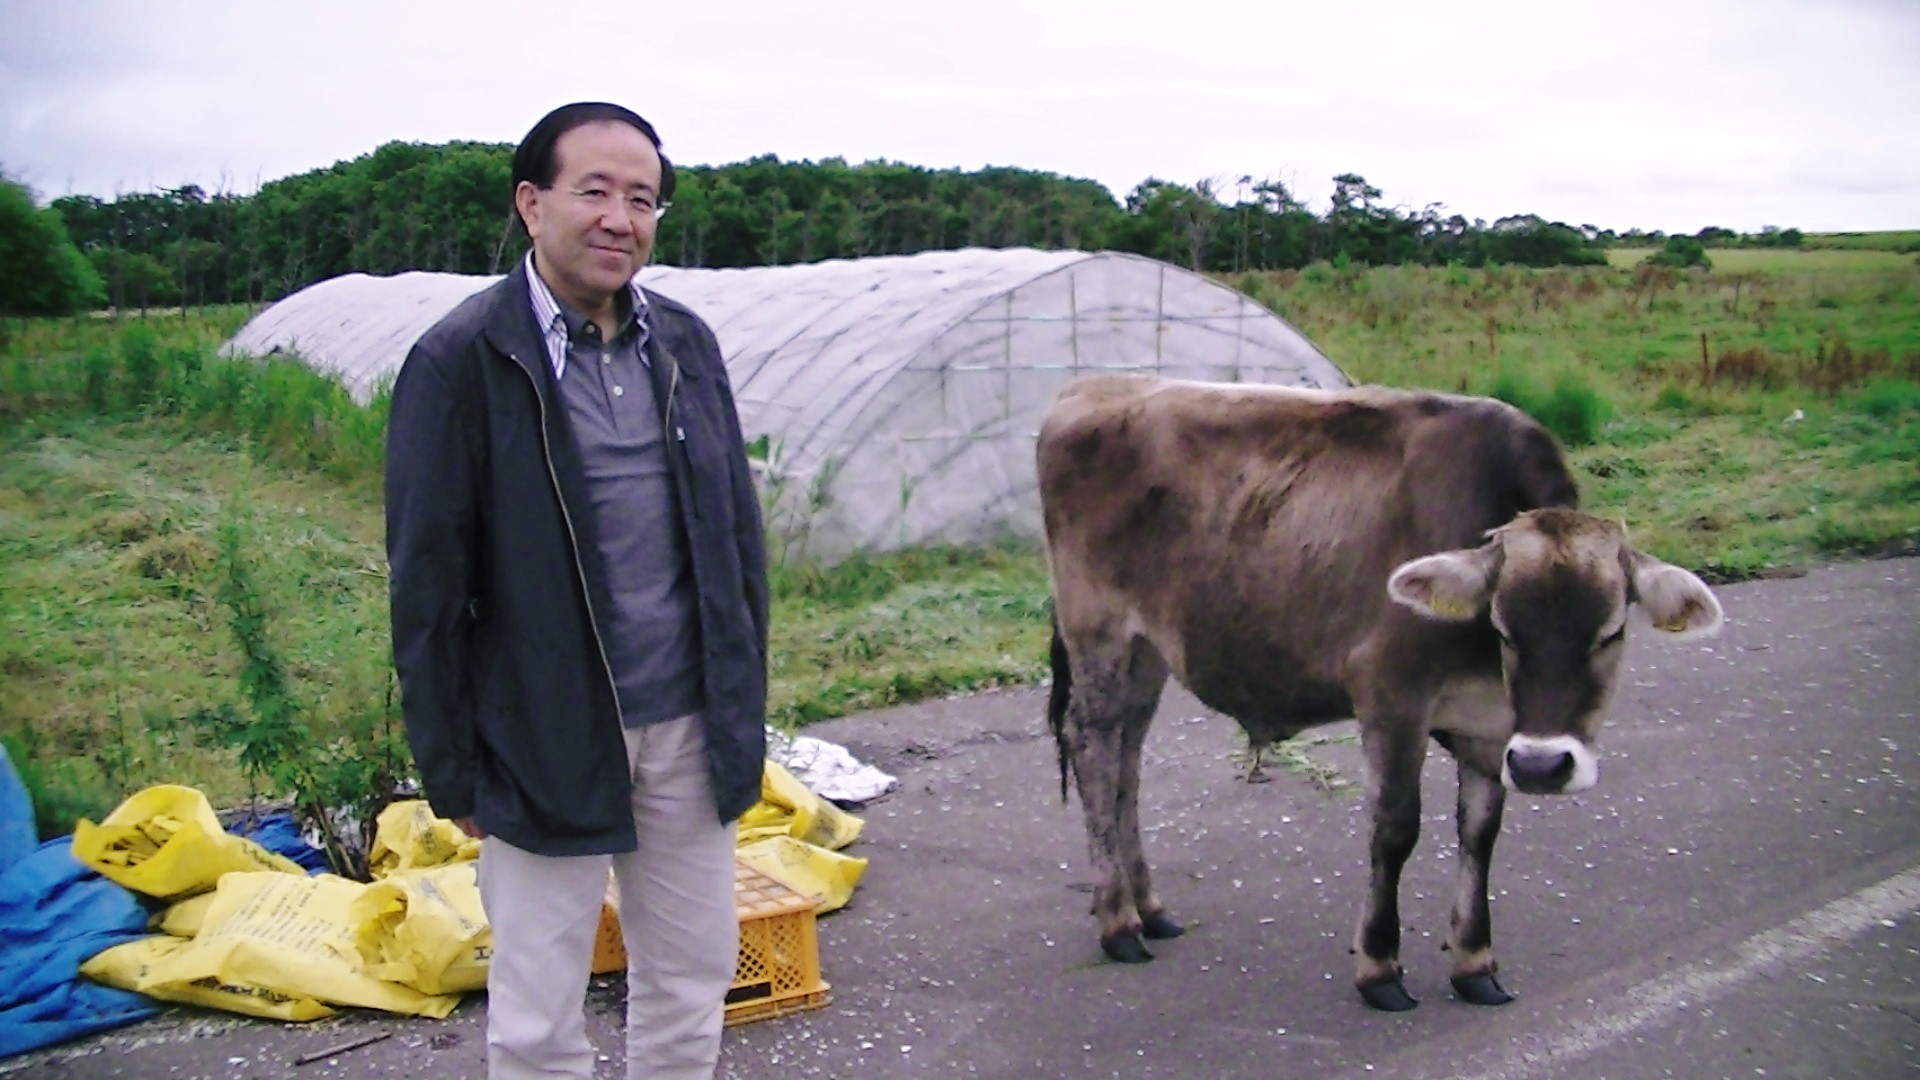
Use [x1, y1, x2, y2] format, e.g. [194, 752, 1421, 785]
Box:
[3, 256, 1917, 837]
[1606, 247, 1918, 272]
[1605, 229, 1920, 271]
[1238, 260, 1919, 572]
[1803, 230, 1920, 252]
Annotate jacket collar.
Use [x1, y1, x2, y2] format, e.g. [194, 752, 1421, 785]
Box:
[482, 261, 556, 397]
[483, 264, 703, 392]
[638, 285, 701, 381]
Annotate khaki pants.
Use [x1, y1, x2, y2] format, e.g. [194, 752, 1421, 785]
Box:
[478, 714, 738, 1080]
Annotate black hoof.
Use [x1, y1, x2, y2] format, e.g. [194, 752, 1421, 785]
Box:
[1101, 933, 1154, 964]
[1141, 911, 1185, 940]
[1451, 972, 1515, 1006]
[1358, 979, 1420, 1012]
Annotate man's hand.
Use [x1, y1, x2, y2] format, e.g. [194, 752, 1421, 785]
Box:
[455, 816, 487, 840]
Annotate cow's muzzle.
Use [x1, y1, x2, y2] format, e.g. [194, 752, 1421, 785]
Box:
[1502, 734, 1597, 794]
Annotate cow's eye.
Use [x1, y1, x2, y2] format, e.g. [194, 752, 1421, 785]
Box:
[1593, 626, 1625, 652]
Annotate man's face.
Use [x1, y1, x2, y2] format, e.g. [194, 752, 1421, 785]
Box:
[516, 119, 663, 319]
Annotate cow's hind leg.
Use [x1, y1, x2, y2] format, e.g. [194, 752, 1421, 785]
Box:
[1354, 716, 1426, 1011]
[1445, 740, 1514, 1006]
[1118, 676, 1180, 943]
[1065, 636, 1169, 963]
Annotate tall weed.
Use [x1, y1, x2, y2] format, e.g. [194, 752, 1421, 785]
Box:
[188, 497, 406, 878]
[1, 322, 387, 486]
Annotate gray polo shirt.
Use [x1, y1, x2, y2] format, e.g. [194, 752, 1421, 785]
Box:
[550, 297, 705, 727]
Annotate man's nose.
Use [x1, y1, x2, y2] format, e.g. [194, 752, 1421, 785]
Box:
[597, 207, 637, 234]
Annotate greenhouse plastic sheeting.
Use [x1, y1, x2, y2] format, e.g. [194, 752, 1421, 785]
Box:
[0, 747, 158, 1059]
[227, 248, 1348, 559]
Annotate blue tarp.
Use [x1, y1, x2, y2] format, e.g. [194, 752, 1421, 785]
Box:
[0, 747, 334, 1060]
[0, 747, 158, 1060]
[235, 814, 330, 875]
[0, 746, 32, 872]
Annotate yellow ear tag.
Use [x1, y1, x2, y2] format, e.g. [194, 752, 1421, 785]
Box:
[1430, 597, 1475, 619]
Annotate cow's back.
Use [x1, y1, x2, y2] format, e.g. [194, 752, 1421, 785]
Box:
[1037, 374, 1577, 726]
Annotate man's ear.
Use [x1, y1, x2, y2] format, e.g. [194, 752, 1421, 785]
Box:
[514, 181, 543, 241]
[1388, 542, 1500, 621]
[1628, 550, 1724, 639]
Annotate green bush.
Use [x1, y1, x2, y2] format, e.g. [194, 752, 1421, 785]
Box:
[1483, 369, 1611, 447]
[1644, 235, 1713, 270]
[119, 324, 162, 405]
[1654, 384, 1694, 412]
[1853, 378, 1920, 418]
[1536, 374, 1611, 446]
[0, 177, 104, 316]
[154, 341, 206, 412]
[82, 346, 115, 412]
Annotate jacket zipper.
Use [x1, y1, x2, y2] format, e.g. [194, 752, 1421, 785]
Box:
[664, 353, 683, 442]
[514, 352, 626, 727]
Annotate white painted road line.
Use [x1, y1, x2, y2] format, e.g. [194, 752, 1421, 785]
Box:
[1455, 865, 1920, 1080]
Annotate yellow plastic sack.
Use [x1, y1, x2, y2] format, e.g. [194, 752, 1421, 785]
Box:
[367, 800, 480, 879]
[736, 760, 864, 852]
[81, 935, 337, 1022]
[735, 835, 867, 915]
[350, 862, 491, 995]
[120, 870, 461, 1019]
[154, 891, 218, 938]
[70, 785, 306, 900]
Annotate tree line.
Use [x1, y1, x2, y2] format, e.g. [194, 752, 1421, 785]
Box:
[4, 140, 1802, 316]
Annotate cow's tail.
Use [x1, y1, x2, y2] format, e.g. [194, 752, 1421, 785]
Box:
[1047, 614, 1074, 804]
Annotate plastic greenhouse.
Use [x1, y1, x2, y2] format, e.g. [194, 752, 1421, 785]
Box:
[225, 248, 1348, 560]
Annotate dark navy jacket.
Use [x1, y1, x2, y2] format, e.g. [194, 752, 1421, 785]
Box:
[385, 263, 768, 856]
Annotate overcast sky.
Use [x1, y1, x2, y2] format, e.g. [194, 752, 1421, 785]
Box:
[2, 0, 1915, 235]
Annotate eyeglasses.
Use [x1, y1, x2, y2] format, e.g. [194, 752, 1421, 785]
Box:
[562, 186, 670, 221]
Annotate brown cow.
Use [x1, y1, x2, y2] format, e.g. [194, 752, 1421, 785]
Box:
[1038, 374, 1722, 1011]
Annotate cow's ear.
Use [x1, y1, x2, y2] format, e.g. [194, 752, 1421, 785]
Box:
[1388, 544, 1498, 621]
[1627, 551, 1724, 640]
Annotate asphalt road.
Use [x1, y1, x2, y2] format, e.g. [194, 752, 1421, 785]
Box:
[7, 557, 1917, 1080]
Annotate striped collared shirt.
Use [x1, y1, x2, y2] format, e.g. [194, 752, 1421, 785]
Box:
[523, 253, 651, 380]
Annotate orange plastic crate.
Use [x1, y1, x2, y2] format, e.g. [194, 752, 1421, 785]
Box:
[593, 858, 831, 1026]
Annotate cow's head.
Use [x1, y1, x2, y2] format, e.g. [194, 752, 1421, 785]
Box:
[1384, 508, 1723, 795]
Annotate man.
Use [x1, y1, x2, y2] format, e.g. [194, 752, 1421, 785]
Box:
[386, 102, 768, 1080]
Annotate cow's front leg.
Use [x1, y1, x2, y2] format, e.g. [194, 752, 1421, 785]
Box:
[1354, 719, 1425, 1011]
[1447, 747, 1514, 1005]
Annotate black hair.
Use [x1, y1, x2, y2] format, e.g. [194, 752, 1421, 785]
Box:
[509, 102, 677, 232]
